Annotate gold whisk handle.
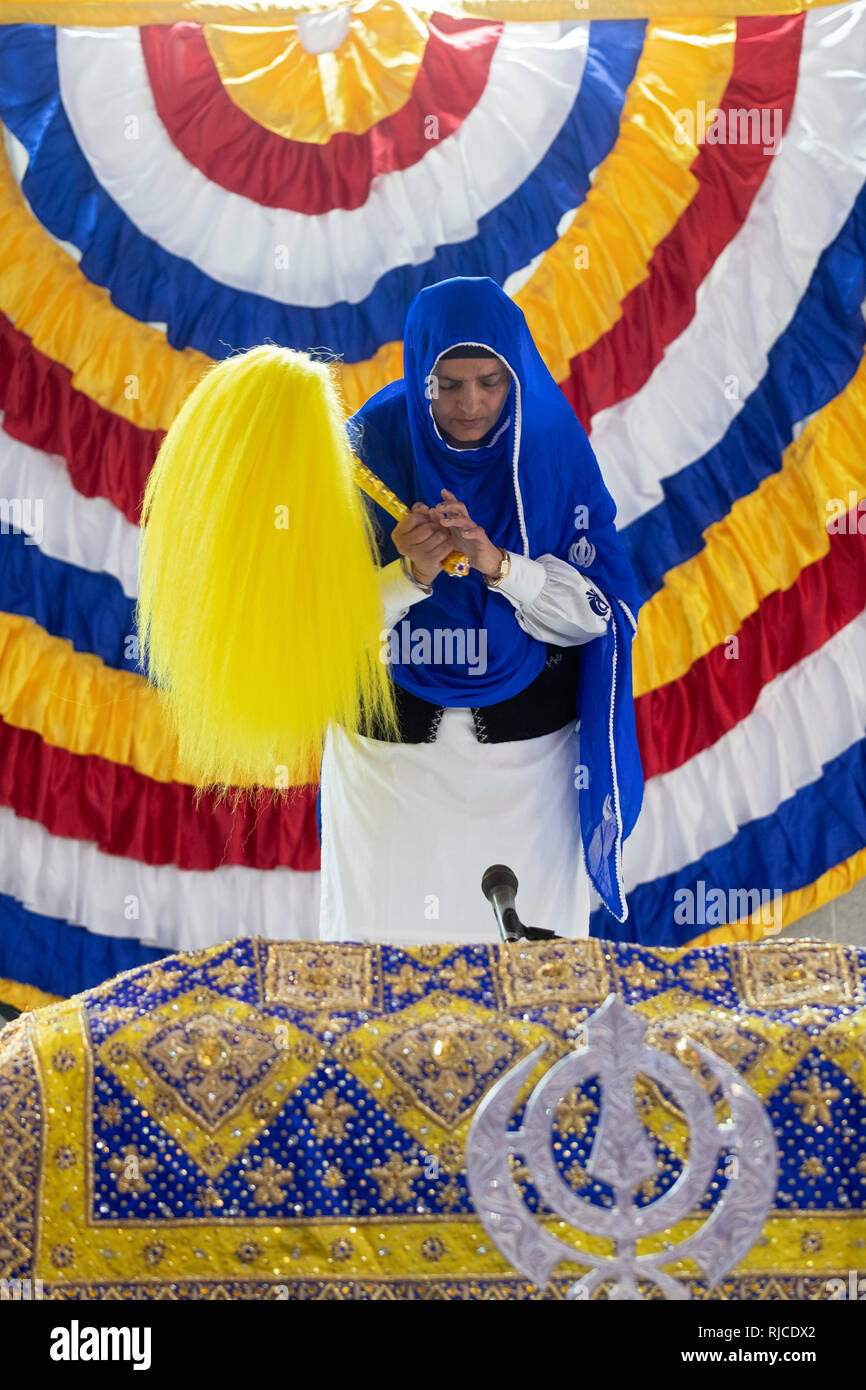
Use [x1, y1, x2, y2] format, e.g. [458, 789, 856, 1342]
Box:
[352, 459, 471, 578]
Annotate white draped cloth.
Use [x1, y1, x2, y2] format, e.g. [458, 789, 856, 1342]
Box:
[318, 554, 610, 945]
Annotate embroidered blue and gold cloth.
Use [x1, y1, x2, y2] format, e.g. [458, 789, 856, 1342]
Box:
[1, 938, 863, 1300]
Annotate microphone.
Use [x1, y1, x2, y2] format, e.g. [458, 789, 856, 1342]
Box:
[481, 864, 523, 942]
[481, 864, 559, 942]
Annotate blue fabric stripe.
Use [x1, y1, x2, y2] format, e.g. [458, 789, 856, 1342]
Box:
[0, 22, 643, 362]
[592, 732, 866, 945]
[620, 180, 866, 601]
[5, 186, 866, 673]
[0, 891, 167, 997]
[0, 529, 140, 672]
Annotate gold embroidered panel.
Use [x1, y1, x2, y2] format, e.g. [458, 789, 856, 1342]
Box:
[0, 938, 863, 1300]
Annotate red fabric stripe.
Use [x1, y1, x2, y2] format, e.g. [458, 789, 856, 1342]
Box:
[141, 14, 501, 214]
[636, 518, 866, 780]
[11, 521, 864, 856]
[562, 14, 805, 429]
[5, 514, 861, 856]
[0, 310, 160, 525]
[0, 716, 320, 871]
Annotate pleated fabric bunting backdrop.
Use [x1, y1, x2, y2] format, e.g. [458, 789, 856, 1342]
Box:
[0, 0, 865, 1007]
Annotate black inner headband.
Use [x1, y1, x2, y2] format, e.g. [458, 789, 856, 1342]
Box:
[437, 344, 502, 362]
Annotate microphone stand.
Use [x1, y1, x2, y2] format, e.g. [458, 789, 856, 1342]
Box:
[514, 924, 557, 941]
[481, 864, 557, 942]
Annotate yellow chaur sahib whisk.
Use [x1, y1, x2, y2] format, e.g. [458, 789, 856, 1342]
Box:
[352, 458, 470, 577]
[135, 345, 468, 797]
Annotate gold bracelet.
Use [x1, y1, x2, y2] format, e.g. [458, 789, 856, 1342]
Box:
[485, 548, 511, 588]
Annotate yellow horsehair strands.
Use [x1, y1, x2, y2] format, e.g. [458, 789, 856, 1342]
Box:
[136, 344, 397, 796]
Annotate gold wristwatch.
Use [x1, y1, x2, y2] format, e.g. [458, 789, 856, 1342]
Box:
[485, 548, 511, 588]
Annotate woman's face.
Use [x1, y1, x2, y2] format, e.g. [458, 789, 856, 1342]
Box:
[429, 356, 511, 446]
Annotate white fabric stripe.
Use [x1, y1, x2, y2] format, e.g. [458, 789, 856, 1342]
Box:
[592, 1, 866, 527]
[0, 804, 321, 947]
[0, 416, 140, 598]
[4, 128, 172, 337]
[4, 125, 29, 186]
[624, 607, 866, 891]
[56, 22, 588, 308]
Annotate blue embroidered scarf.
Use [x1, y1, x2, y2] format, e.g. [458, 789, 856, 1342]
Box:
[347, 276, 643, 923]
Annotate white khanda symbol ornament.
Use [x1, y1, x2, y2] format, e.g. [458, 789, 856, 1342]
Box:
[465, 994, 778, 1300]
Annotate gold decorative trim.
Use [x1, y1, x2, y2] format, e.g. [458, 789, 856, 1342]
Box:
[734, 941, 857, 1010]
[497, 938, 613, 1007]
[33, 1269, 863, 1301]
[0, 1015, 40, 1280]
[264, 942, 379, 1013]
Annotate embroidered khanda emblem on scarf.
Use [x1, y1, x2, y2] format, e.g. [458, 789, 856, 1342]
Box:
[465, 994, 777, 1300]
[568, 537, 596, 568]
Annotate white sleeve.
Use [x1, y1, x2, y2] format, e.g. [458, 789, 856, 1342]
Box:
[379, 557, 432, 629]
[494, 552, 611, 646]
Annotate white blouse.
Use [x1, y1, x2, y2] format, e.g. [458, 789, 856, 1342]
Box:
[378, 551, 610, 647]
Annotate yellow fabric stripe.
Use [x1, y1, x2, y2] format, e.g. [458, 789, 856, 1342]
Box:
[0, 613, 319, 787]
[0, 21, 734, 421]
[0, 613, 201, 785]
[1, 304, 862, 778]
[0, 976, 62, 1011]
[632, 351, 866, 698]
[0, 139, 210, 432]
[515, 18, 736, 384]
[205, 8, 430, 144]
[3, 361, 863, 782]
[686, 846, 866, 948]
[0, 3, 836, 24]
[0, 126, 395, 418]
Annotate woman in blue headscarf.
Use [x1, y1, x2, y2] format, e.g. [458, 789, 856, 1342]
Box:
[318, 276, 643, 944]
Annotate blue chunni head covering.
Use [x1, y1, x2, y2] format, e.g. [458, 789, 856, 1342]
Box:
[347, 276, 644, 924]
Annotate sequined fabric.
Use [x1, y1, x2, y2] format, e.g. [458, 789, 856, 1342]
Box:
[1, 938, 863, 1300]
